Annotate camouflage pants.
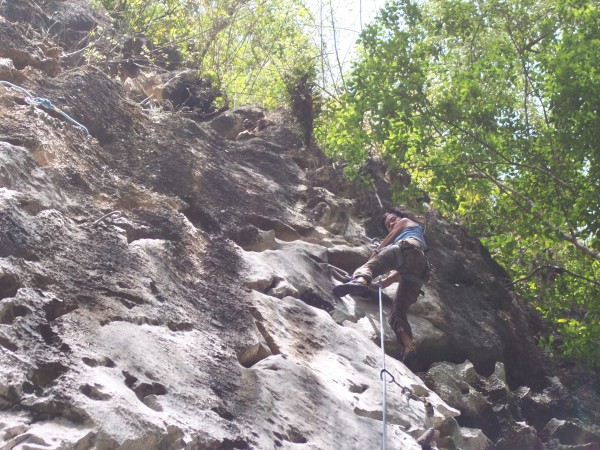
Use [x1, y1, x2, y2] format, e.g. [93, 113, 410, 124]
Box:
[353, 240, 430, 341]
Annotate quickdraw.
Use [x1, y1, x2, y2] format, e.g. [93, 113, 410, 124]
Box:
[380, 368, 434, 417]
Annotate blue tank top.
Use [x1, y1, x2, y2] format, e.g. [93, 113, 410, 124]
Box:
[393, 225, 427, 251]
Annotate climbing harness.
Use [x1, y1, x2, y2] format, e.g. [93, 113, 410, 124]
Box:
[0, 81, 89, 134]
[377, 284, 435, 450]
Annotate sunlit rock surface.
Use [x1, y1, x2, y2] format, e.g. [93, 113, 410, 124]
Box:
[1, 1, 600, 449]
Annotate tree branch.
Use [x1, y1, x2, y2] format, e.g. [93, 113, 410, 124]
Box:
[520, 29, 555, 54]
[510, 265, 600, 288]
[423, 101, 577, 193]
[468, 169, 600, 261]
[328, 0, 346, 90]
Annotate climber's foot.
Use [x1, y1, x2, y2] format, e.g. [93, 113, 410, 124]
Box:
[401, 348, 417, 364]
[332, 277, 370, 297]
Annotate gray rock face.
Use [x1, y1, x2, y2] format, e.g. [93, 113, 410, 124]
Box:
[1, 2, 600, 449]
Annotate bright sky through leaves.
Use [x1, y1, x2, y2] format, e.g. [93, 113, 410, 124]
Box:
[303, 0, 386, 89]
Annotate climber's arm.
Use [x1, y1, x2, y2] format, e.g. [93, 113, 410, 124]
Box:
[369, 218, 410, 259]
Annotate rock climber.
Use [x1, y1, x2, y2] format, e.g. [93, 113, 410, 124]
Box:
[333, 207, 430, 363]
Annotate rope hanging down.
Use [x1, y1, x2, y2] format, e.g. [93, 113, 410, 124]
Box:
[377, 285, 435, 450]
[378, 285, 389, 450]
[0, 81, 89, 134]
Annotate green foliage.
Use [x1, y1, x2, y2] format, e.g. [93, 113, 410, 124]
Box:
[317, 0, 600, 365]
[97, 0, 319, 108]
[283, 58, 320, 144]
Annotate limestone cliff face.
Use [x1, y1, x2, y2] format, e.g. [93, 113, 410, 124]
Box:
[1, 1, 599, 449]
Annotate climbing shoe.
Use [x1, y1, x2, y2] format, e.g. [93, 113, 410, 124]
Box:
[332, 279, 370, 297]
[401, 349, 417, 365]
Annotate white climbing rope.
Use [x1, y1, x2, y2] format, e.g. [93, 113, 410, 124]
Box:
[378, 284, 388, 450]
[377, 285, 437, 450]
